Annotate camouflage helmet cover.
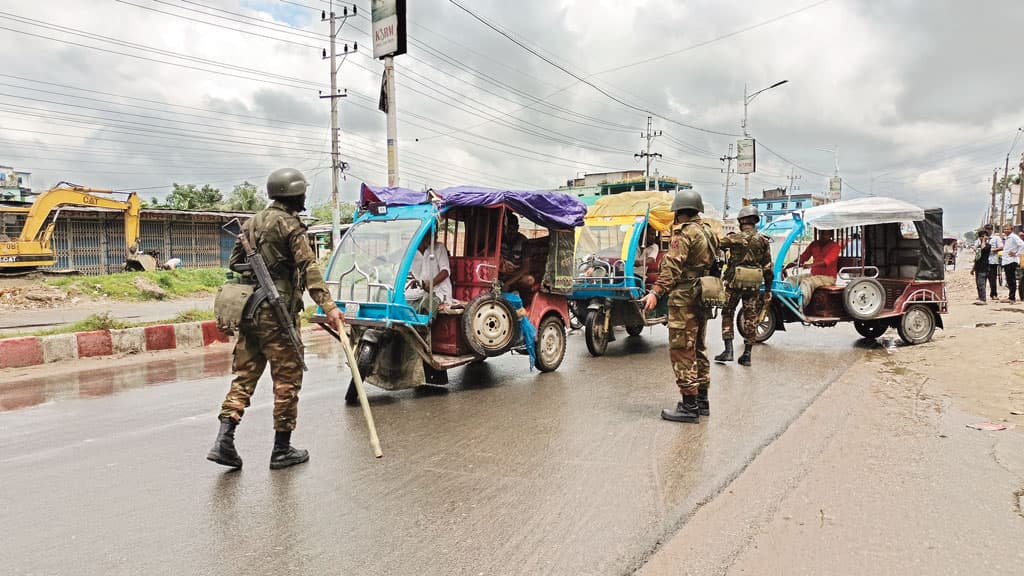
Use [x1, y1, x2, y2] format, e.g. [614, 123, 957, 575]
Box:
[266, 168, 308, 198]
[737, 204, 760, 223]
[670, 189, 704, 213]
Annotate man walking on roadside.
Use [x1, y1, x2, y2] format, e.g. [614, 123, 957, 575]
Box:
[986, 224, 1002, 299]
[972, 229, 991, 305]
[1001, 225, 1023, 303]
[207, 168, 344, 470]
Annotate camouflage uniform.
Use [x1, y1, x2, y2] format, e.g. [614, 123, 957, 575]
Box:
[218, 201, 338, 431]
[719, 229, 772, 345]
[650, 217, 717, 397]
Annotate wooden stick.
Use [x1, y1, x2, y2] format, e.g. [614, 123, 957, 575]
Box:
[335, 318, 383, 458]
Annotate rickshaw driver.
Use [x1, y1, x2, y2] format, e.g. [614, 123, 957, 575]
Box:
[404, 232, 452, 315]
[789, 229, 842, 304]
[500, 213, 536, 291]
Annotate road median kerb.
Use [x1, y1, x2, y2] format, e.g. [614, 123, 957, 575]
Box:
[0, 321, 232, 368]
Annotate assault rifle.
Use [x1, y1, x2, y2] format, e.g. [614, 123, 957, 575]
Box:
[223, 218, 307, 371]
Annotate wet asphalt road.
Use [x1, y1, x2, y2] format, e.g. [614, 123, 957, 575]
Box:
[1, 321, 867, 576]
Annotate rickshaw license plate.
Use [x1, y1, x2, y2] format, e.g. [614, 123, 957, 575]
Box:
[345, 302, 360, 316]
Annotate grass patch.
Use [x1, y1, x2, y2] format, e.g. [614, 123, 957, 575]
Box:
[2, 309, 217, 338]
[169, 309, 215, 323]
[47, 268, 227, 300]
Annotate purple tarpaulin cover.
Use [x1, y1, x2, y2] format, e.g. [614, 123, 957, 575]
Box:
[360, 184, 587, 229]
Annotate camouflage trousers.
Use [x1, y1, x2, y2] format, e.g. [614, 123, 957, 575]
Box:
[219, 307, 304, 431]
[668, 303, 709, 397]
[721, 289, 761, 345]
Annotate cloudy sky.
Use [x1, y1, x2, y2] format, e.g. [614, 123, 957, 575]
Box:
[1, 0, 1021, 232]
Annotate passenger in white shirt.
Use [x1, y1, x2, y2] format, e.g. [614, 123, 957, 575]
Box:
[405, 234, 452, 314]
[987, 227, 1003, 299]
[634, 227, 660, 277]
[1001, 225, 1024, 303]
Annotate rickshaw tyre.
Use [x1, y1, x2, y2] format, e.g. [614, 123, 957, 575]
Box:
[625, 324, 644, 337]
[535, 316, 566, 373]
[584, 308, 609, 356]
[749, 302, 777, 344]
[897, 304, 936, 345]
[345, 341, 377, 406]
[853, 320, 888, 339]
[463, 294, 519, 357]
[843, 277, 886, 320]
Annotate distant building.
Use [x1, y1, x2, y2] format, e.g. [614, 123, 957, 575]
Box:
[0, 166, 32, 202]
[751, 187, 826, 224]
[559, 170, 691, 206]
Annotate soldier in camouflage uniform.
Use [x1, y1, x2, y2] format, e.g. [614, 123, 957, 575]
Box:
[641, 189, 718, 423]
[715, 205, 773, 367]
[207, 168, 344, 470]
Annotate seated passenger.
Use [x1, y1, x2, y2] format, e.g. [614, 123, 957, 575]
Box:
[500, 213, 535, 292]
[634, 226, 660, 277]
[404, 233, 452, 315]
[842, 232, 862, 258]
[794, 229, 841, 303]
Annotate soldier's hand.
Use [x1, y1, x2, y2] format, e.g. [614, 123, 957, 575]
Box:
[326, 307, 345, 328]
[641, 292, 658, 312]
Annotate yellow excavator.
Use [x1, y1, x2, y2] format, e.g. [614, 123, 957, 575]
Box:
[0, 182, 151, 273]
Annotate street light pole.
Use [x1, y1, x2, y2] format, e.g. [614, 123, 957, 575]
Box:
[742, 79, 788, 200]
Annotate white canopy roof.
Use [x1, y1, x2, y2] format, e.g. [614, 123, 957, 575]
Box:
[799, 197, 925, 230]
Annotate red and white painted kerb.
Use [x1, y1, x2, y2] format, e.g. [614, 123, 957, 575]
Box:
[0, 321, 231, 369]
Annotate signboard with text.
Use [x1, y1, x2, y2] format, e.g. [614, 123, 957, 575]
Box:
[829, 176, 842, 200]
[736, 138, 755, 174]
[372, 0, 407, 59]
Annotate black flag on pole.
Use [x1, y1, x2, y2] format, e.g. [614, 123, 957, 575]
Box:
[378, 70, 388, 113]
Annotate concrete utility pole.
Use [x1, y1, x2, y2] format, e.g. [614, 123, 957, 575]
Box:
[635, 116, 662, 191]
[720, 143, 737, 217]
[1018, 153, 1024, 226]
[786, 168, 801, 211]
[384, 55, 399, 186]
[991, 168, 999, 228]
[1001, 153, 1011, 227]
[320, 6, 355, 250]
[741, 79, 789, 200]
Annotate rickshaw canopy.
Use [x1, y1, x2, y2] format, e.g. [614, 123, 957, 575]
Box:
[585, 191, 676, 232]
[798, 197, 925, 230]
[360, 184, 587, 230]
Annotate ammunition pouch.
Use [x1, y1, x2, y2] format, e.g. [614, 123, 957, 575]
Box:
[697, 276, 727, 316]
[214, 281, 255, 335]
[730, 266, 764, 292]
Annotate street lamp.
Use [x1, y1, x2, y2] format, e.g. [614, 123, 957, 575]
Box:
[742, 79, 788, 200]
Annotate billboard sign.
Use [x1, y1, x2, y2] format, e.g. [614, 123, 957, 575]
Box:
[829, 176, 842, 200]
[737, 138, 755, 174]
[372, 0, 407, 59]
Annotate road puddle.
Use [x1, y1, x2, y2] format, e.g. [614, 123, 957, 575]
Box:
[0, 351, 233, 413]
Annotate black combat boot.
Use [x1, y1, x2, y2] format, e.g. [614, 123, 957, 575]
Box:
[206, 418, 243, 469]
[661, 395, 700, 423]
[738, 343, 753, 366]
[697, 389, 710, 416]
[714, 339, 734, 363]
[270, 431, 309, 469]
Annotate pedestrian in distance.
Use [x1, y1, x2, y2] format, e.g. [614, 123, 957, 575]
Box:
[972, 228, 991, 305]
[207, 168, 345, 470]
[715, 205, 773, 367]
[985, 224, 1002, 297]
[1001, 224, 1023, 303]
[641, 189, 718, 423]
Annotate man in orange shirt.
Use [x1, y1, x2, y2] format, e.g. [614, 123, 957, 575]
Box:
[794, 229, 842, 305]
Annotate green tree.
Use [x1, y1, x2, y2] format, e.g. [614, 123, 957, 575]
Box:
[223, 181, 267, 212]
[964, 230, 977, 243]
[311, 201, 356, 224]
[165, 183, 223, 210]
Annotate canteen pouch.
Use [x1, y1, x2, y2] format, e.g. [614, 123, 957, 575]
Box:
[730, 266, 763, 292]
[214, 282, 254, 335]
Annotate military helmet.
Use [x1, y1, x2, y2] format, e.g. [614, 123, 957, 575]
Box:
[266, 168, 308, 198]
[737, 205, 760, 223]
[670, 189, 704, 213]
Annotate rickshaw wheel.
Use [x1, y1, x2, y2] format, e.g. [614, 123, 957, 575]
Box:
[897, 304, 936, 345]
[625, 324, 644, 337]
[843, 277, 886, 320]
[741, 301, 777, 343]
[463, 294, 519, 357]
[853, 320, 888, 339]
[535, 316, 566, 372]
[345, 341, 378, 405]
[584, 308, 609, 356]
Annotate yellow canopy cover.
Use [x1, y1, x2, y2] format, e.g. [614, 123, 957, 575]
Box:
[586, 191, 722, 235]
